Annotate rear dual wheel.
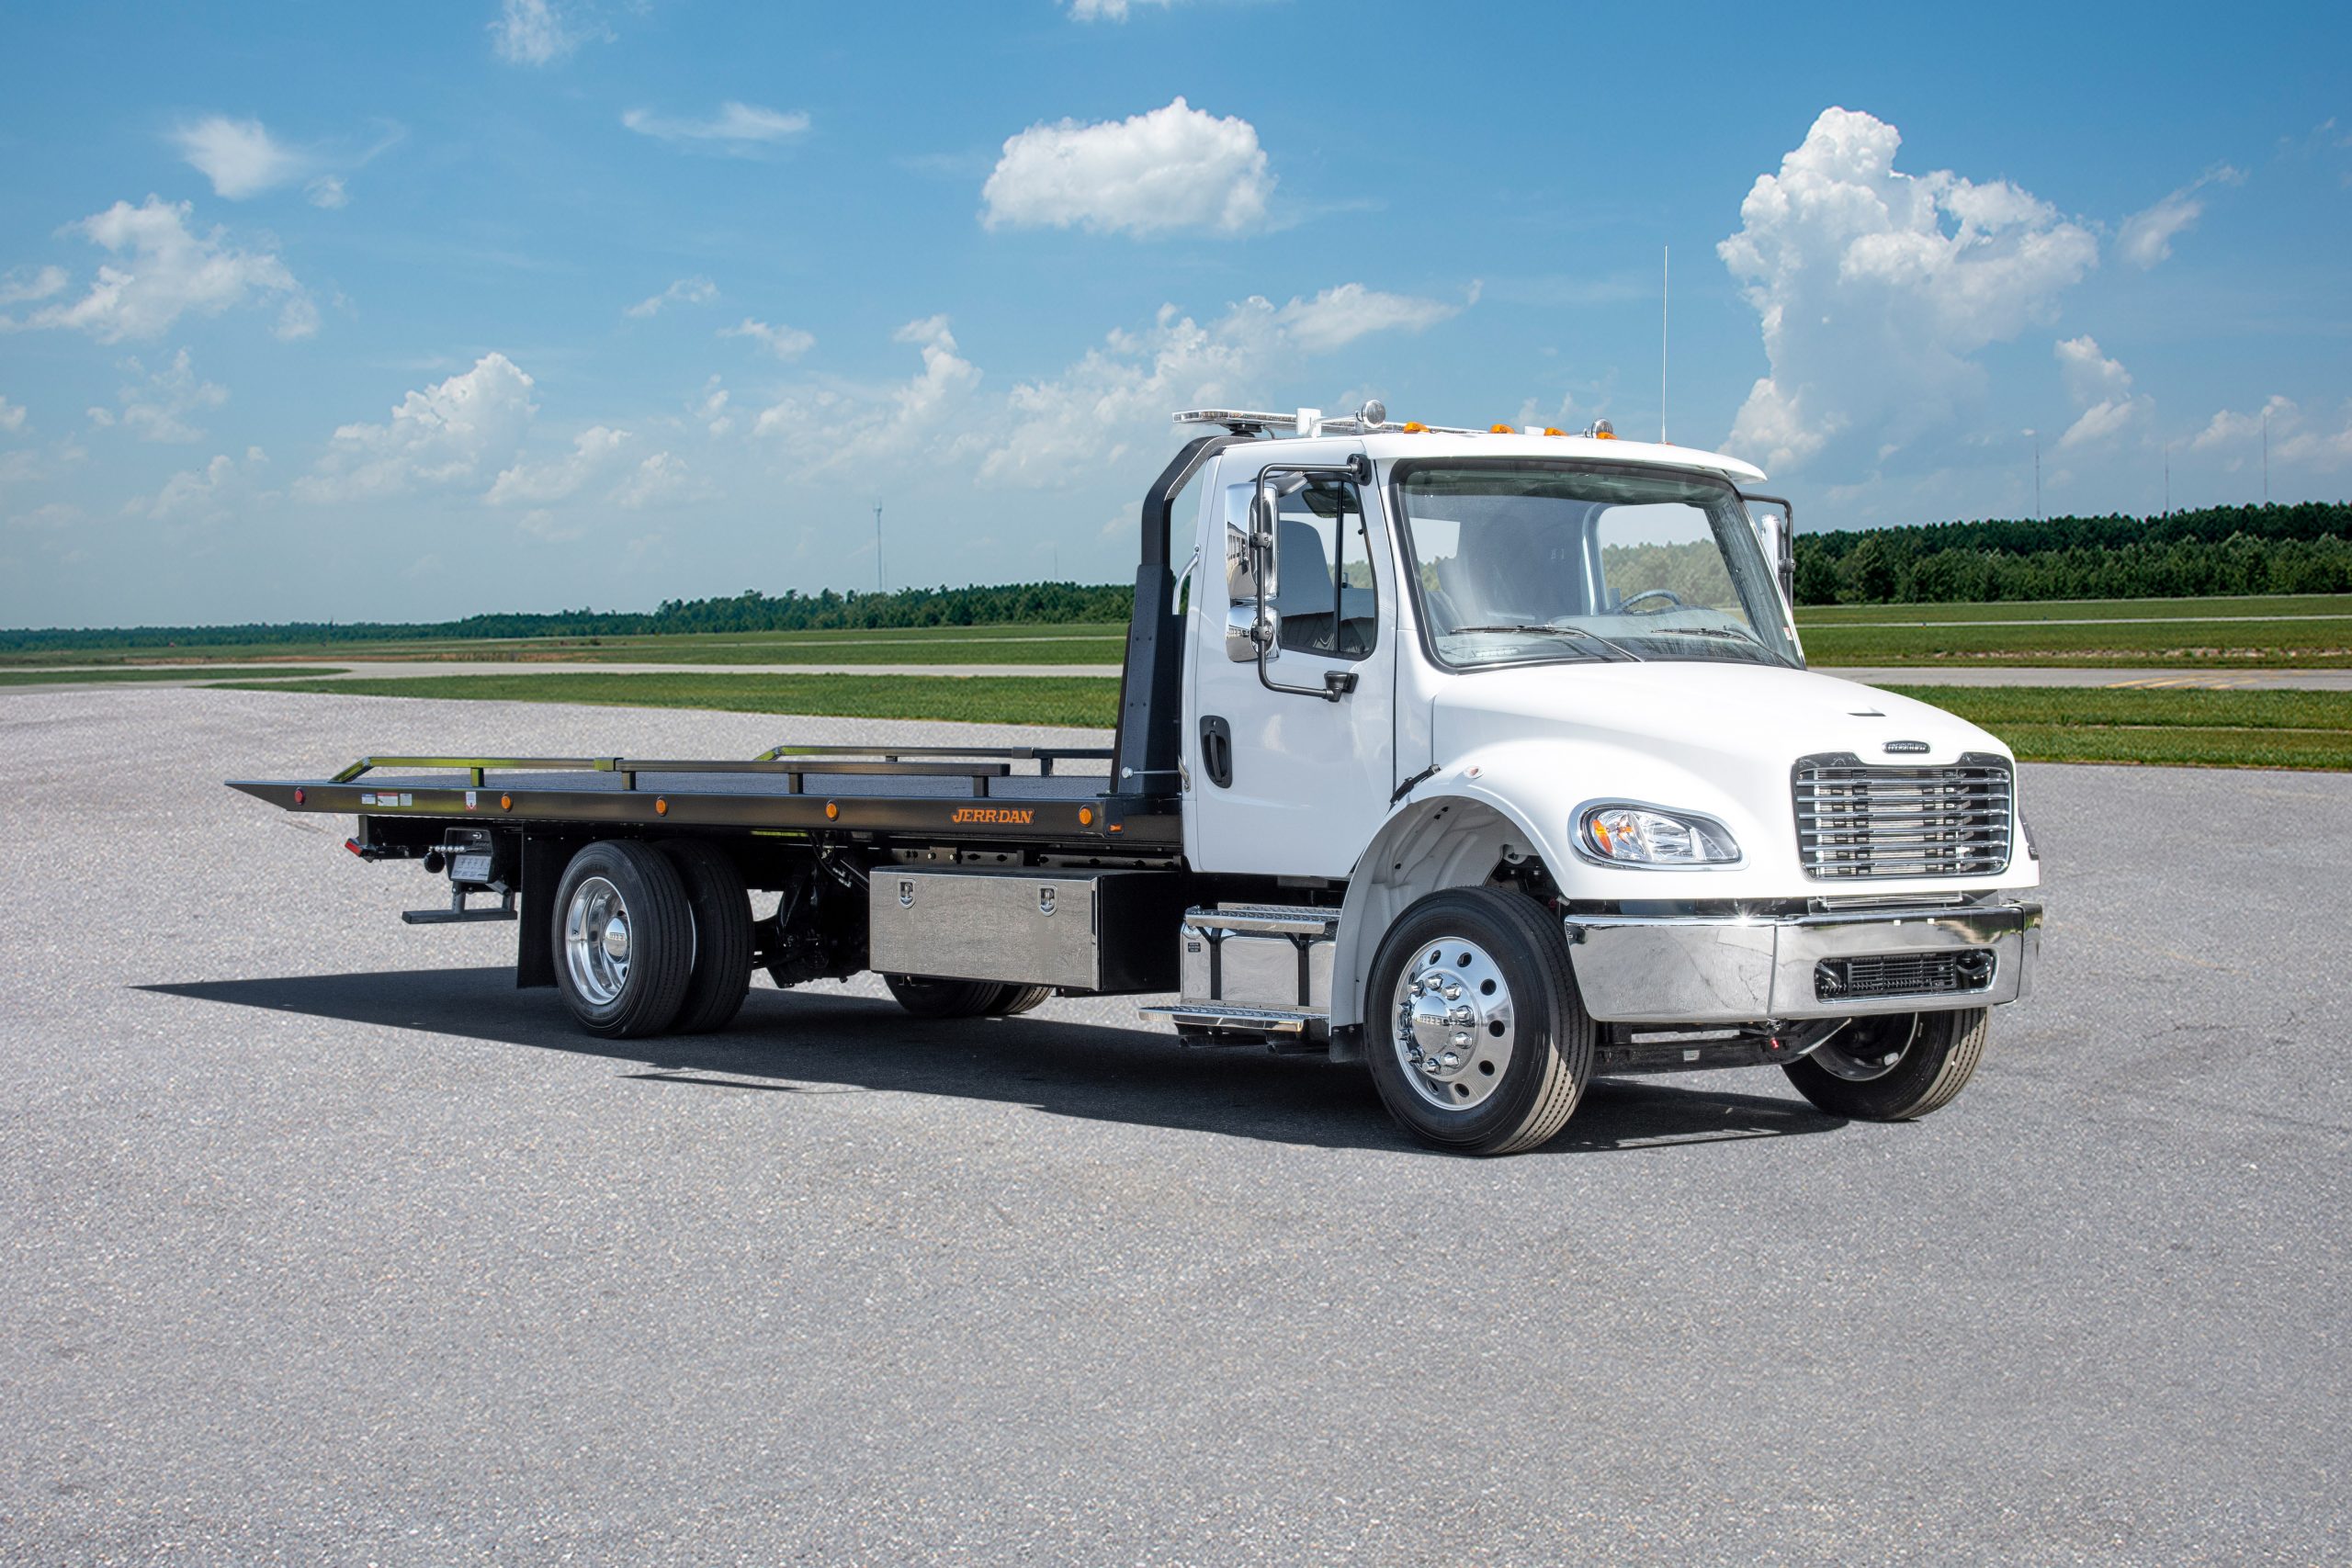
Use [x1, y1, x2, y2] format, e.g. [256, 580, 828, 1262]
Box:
[883, 976, 1053, 1019]
[552, 840, 752, 1039]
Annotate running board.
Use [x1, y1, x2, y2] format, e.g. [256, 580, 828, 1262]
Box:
[1139, 1003, 1316, 1034]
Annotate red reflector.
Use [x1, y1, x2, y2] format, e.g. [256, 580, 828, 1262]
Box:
[292, 787, 306, 805]
[344, 839, 365, 857]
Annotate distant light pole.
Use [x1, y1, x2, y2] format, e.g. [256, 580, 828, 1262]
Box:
[1659, 243, 1669, 444]
[2261, 408, 2270, 503]
[873, 503, 885, 593]
[2164, 443, 2171, 516]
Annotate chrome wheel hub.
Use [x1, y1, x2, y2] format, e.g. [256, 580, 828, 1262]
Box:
[564, 876, 632, 1007]
[1390, 937, 1516, 1111]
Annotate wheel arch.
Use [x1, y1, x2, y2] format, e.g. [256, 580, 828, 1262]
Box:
[1329, 792, 1552, 1033]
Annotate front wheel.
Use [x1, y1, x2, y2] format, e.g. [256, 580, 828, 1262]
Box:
[1781, 1008, 1987, 1121]
[1364, 887, 1594, 1156]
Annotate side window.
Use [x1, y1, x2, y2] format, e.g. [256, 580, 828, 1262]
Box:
[1271, 479, 1377, 660]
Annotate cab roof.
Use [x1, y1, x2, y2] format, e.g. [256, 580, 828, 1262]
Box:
[1173, 406, 1769, 487]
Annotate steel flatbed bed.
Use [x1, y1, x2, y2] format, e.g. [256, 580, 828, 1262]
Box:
[229, 743, 1182, 851]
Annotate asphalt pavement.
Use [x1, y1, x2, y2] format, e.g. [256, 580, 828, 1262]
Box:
[2, 687, 2346, 1563]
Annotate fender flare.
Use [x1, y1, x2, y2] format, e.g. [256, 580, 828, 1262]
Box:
[1327, 783, 1557, 1037]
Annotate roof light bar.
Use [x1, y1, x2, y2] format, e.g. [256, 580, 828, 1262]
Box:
[1171, 406, 1624, 440]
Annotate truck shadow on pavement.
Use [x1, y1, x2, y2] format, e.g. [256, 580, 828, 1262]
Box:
[141, 965, 1845, 1156]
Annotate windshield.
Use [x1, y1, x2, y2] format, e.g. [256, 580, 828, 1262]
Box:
[1393, 462, 1801, 670]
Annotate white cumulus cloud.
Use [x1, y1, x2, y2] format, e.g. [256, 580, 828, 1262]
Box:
[2052, 335, 2152, 450]
[1067, 0, 1182, 16]
[753, 315, 980, 472]
[2117, 166, 2244, 269]
[142, 446, 269, 525]
[172, 117, 311, 199]
[0, 265, 68, 305]
[1717, 107, 2098, 474]
[296, 353, 537, 502]
[487, 424, 628, 506]
[2192, 395, 2352, 471]
[491, 0, 598, 65]
[611, 451, 702, 510]
[5, 197, 313, 344]
[981, 96, 1272, 237]
[981, 284, 1462, 488]
[625, 276, 718, 318]
[1274, 283, 1463, 353]
[94, 349, 230, 444]
[0, 397, 24, 434]
[622, 102, 810, 149]
[719, 316, 816, 360]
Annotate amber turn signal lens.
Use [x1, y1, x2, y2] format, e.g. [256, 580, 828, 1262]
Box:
[1489, 423, 1513, 434]
[654, 798, 669, 816]
[1079, 806, 1094, 826]
[824, 801, 840, 820]
[500, 794, 513, 810]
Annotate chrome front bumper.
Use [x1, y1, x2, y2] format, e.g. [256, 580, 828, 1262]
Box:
[1563, 901, 2041, 1023]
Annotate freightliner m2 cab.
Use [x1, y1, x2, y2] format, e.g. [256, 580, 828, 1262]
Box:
[233, 404, 2042, 1155]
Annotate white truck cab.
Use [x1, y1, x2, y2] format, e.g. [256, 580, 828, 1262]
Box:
[1148, 403, 2040, 1148]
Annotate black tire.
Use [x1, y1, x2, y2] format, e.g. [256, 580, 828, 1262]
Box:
[986, 985, 1054, 1017]
[1363, 886, 1594, 1156]
[551, 840, 694, 1039]
[658, 840, 752, 1034]
[883, 974, 1006, 1019]
[1782, 1007, 1987, 1121]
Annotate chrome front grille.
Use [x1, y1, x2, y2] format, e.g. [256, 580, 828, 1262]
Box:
[1793, 752, 2013, 880]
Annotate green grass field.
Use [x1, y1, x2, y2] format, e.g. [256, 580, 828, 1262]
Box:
[0, 665, 347, 687]
[219, 672, 1124, 728]
[1882, 684, 2352, 770]
[1796, 592, 2352, 667]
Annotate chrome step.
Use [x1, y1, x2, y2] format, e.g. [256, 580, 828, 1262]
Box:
[1138, 1003, 1317, 1034]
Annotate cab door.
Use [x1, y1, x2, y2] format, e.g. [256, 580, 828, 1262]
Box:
[1184, 457, 1397, 878]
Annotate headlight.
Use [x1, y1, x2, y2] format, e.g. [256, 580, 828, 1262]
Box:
[1577, 803, 1741, 866]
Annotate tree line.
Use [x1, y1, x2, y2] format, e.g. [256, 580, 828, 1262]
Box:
[0, 581, 1136, 654]
[1793, 501, 2352, 604]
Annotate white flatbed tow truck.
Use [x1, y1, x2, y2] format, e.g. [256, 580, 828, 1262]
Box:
[234, 402, 2042, 1154]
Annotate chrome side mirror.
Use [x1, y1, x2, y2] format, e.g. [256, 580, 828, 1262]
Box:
[1224, 520, 1258, 601]
[1225, 601, 1280, 662]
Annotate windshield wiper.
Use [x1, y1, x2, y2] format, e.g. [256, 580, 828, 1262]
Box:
[1656, 624, 1773, 651]
[1446, 624, 1644, 661]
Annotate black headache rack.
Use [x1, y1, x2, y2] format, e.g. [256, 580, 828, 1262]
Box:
[227, 743, 1181, 851]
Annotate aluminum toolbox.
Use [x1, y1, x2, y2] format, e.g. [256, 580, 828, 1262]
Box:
[867, 868, 1185, 993]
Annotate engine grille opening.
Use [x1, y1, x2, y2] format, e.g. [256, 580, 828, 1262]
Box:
[1793, 752, 2013, 880]
[1815, 949, 1996, 1002]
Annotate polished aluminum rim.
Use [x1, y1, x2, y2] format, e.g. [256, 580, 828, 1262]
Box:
[563, 875, 632, 1007]
[1811, 1014, 1917, 1082]
[1390, 936, 1516, 1111]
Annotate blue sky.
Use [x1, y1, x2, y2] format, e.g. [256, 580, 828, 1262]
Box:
[1, 0, 2346, 627]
